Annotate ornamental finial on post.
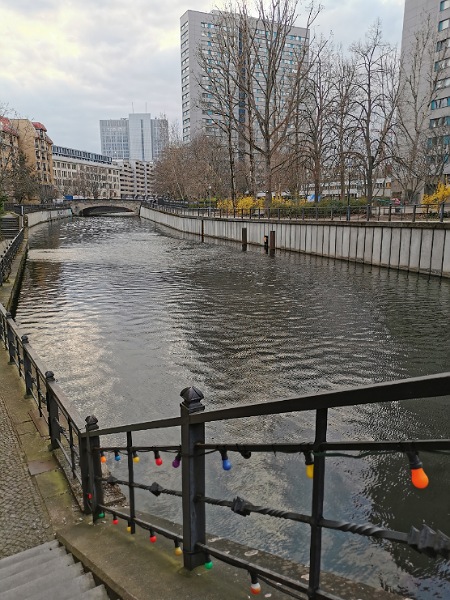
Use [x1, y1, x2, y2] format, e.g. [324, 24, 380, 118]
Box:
[180, 386, 205, 414]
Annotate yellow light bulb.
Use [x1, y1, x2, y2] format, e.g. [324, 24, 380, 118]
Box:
[133, 456, 140, 463]
[174, 546, 183, 556]
[127, 526, 132, 533]
[306, 463, 314, 479]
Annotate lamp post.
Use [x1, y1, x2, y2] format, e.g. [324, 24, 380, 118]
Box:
[208, 185, 212, 211]
[347, 159, 352, 207]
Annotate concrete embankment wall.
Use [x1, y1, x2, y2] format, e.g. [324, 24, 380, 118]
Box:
[26, 208, 72, 228]
[140, 206, 450, 278]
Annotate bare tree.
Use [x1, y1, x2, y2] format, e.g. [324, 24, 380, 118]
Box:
[350, 21, 400, 204]
[297, 38, 336, 203]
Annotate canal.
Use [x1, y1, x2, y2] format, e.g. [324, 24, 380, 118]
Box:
[15, 216, 450, 599]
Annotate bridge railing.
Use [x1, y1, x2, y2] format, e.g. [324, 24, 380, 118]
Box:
[2, 302, 450, 599]
[144, 201, 450, 224]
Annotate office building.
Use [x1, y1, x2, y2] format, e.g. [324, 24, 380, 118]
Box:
[100, 114, 168, 161]
[53, 146, 120, 199]
[115, 159, 155, 199]
[179, 10, 308, 143]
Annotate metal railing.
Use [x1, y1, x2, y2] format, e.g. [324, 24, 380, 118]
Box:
[1, 303, 449, 599]
[0, 304, 85, 487]
[144, 201, 450, 224]
[0, 229, 24, 286]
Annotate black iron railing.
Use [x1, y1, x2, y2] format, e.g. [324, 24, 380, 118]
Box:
[1, 303, 450, 599]
[144, 200, 450, 224]
[0, 229, 24, 286]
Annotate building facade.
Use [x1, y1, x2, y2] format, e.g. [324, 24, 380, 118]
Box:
[115, 159, 155, 199]
[100, 114, 168, 161]
[52, 146, 120, 199]
[179, 10, 308, 143]
[399, 0, 450, 199]
[10, 119, 55, 201]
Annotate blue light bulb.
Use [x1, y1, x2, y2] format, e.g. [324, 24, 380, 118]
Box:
[222, 458, 232, 471]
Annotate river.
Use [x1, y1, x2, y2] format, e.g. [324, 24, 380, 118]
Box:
[14, 215, 450, 599]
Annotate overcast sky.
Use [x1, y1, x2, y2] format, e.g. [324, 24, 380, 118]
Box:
[0, 0, 405, 154]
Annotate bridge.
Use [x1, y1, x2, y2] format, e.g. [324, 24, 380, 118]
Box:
[70, 199, 142, 216]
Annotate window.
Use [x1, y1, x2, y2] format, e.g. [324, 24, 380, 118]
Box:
[439, 18, 450, 31]
[441, 0, 450, 10]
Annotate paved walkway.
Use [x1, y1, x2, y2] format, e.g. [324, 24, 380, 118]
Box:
[0, 352, 53, 558]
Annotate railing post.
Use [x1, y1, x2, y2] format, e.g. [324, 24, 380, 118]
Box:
[79, 415, 104, 516]
[5, 313, 16, 365]
[45, 371, 61, 450]
[346, 206, 351, 222]
[180, 386, 206, 571]
[440, 202, 445, 223]
[21, 335, 33, 397]
[308, 408, 328, 600]
[412, 204, 417, 223]
[388, 204, 392, 222]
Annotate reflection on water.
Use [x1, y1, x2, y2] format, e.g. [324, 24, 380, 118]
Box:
[15, 216, 450, 599]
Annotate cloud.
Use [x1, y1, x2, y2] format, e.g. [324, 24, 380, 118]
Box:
[0, 0, 404, 153]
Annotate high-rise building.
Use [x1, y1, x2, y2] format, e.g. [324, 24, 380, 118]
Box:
[100, 114, 168, 161]
[399, 1, 450, 197]
[99, 118, 129, 160]
[179, 10, 308, 143]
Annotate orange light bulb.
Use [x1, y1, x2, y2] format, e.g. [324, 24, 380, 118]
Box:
[411, 467, 429, 489]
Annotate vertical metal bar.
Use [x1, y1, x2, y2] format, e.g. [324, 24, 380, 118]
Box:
[16, 335, 23, 378]
[79, 433, 91, 514]
[308, 408, 328, 600]
[22, 336, 33, 397]
[6, 313, 15, 365]
[180, 387, 206, 571]
[440, 202, 444, 223]
[346, 206, 350, 222]
[68, 422, 76, 478]
[45, 372, 60, 449]
[127, 430, 136, 533]
[388, 205, 392, 222]
[413, 204, 416, 223]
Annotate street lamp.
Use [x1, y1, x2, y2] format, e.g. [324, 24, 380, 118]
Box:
[208, 185, 212, 210]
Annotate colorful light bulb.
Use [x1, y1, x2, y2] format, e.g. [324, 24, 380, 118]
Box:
[114, 450, 121, 462]
[132, 451, 140, 463]
[154, 450, 163, 466]
[250, 583, 262, 595]
[100, 452, 107, 464]
[204, 560, 213, 570]
[174, 543, 182, 556]
[220, 450, 232, 471]
[407, 451, 429, 489]
[112, 516, 118, 525]
[98, 512, 105, 519]
[172, 452, 181, 468]
[127, 526, 132, 533]
[87, 492, 92, 500]
[149, 531, 157, 543]
[250, 573, 261, 594]
[304, 451, 314, 479]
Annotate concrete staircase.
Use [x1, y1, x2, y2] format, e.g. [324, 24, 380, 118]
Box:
[0, 540, 111, 599]
[0, 216, 20, 239]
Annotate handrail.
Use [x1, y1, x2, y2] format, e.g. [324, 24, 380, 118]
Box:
[0, 229, 24, 285]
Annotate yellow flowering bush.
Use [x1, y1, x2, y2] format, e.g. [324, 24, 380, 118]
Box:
[422, 182, 450, 205]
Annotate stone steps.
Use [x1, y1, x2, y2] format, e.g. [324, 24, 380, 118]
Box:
[0, 541, 111, 600]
